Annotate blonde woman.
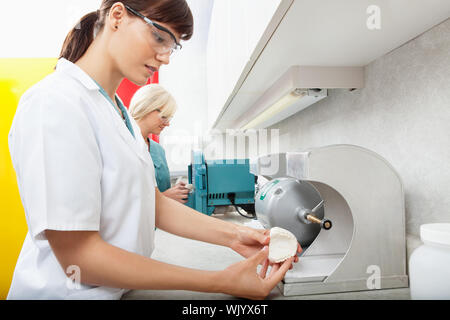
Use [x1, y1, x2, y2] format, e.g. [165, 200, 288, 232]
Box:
[129, 84, 189, 203]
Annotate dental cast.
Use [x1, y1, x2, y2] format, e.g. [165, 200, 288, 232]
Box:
[268, 227, 298, 263]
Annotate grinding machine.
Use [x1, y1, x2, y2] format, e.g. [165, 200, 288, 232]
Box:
[251, 144, 408, 296]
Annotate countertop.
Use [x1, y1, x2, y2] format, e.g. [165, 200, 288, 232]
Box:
[122, 209, 411, 300]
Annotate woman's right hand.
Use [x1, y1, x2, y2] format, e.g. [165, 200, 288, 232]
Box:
[217, 246, 294, 300]
[162, 182, 190, 203]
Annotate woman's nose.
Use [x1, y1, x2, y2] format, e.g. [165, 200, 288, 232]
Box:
[156, 52, 170, 65]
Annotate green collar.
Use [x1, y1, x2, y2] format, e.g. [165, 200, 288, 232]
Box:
[92, 78, 135, 139]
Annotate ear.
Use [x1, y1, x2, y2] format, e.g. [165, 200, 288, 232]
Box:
[106, 2, 127, 31]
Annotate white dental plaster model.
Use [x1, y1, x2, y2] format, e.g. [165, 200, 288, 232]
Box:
[268, 227, 298, 263]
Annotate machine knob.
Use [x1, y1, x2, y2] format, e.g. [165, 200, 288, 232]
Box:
[322, 219, 332, 230]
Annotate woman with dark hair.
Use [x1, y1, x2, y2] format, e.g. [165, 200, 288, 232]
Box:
[7, 1, 300, 300]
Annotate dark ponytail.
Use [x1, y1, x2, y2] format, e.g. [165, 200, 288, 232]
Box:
[59, 11, 100, 63]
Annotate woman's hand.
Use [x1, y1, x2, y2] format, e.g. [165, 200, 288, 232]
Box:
[162, 182, 190, 203]
[229, 225, 302, 265]
[229, 225, 270, 259]
[217, 246, 295, 300]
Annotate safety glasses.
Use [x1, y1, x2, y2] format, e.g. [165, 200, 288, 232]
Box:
[125, 5, 181, 55]
[155, 109, 173, 124]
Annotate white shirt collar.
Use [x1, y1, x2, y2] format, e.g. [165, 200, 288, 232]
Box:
[55, 58, 100, 91]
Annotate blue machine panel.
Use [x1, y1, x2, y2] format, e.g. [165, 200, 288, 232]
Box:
[207, 159, 255, 206]
[186, 151, 255, 216]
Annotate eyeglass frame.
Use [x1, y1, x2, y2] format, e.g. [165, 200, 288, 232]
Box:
[125, 5, 182, 54]
[155, 108, 173, 124]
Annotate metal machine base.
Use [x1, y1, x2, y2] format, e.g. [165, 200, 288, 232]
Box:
[279, 276, 409, 297]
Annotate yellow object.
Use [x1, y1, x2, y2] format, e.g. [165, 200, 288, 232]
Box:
[0, 58, 57, 299]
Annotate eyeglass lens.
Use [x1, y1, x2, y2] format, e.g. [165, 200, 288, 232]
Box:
[149, 25, 176, 54]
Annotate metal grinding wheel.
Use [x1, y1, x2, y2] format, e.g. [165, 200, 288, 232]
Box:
[255, 177, 332, 247]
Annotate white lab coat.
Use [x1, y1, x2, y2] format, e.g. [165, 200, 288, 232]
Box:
[7, 58, 157, 300]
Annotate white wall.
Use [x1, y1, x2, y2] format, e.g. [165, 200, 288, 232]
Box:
[206, 0, 282, 130]
[158, 0, 214, 173]
[158, 0, 280, 172]
[0, 0, 101, 57]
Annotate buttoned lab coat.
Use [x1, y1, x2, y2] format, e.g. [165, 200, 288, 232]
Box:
[7, 58, 157, 299]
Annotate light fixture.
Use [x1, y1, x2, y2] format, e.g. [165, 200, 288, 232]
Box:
[241, 88, 327, 130]
[236, 66, 364, 130]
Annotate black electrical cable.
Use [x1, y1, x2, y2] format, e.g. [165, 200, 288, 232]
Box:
[227, 193, 256, 219]
[234, 204, 256, 219]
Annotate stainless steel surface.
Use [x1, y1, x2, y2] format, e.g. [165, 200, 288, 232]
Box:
[251, 145, 408, 296]
[255, 177, 324, 247]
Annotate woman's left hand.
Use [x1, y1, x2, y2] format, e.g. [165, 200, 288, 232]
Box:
[229, 226, 301, 264]
[162, 183, 190, 204]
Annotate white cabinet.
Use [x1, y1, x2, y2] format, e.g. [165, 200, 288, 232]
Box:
[206, 0, 285, 130]
[208, 0, 450, 131]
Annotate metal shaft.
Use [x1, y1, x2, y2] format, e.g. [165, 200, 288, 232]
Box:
[306, 214, 332, 230]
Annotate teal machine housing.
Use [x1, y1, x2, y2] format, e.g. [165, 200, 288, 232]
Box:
[186, 151, 256, 216]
